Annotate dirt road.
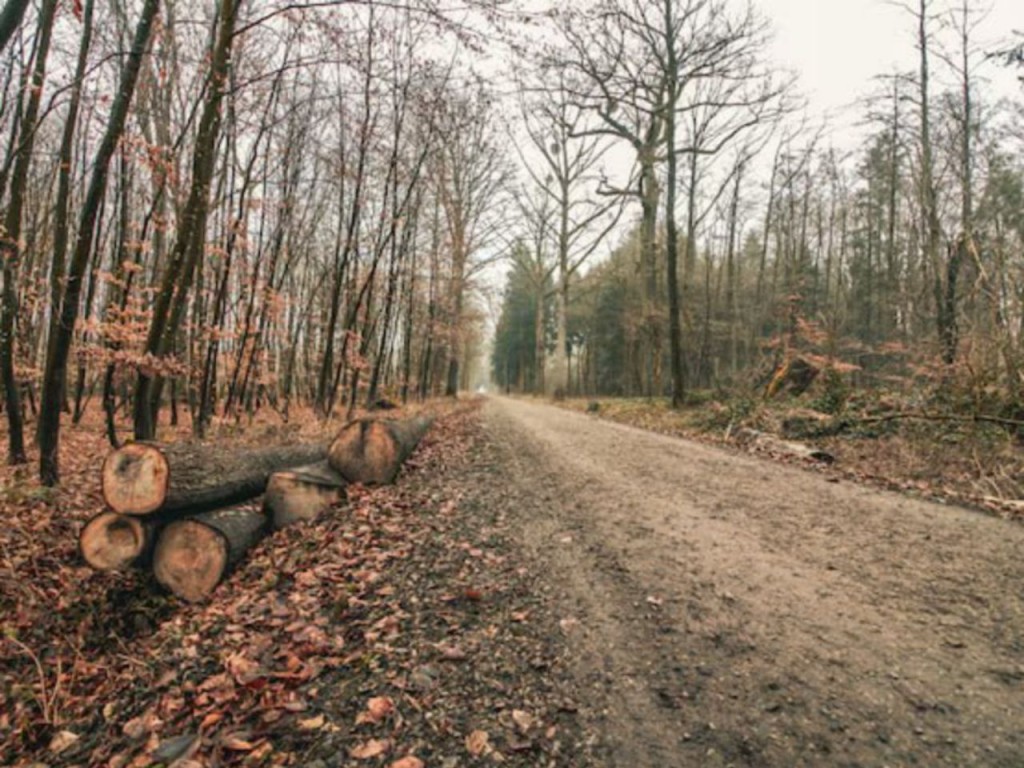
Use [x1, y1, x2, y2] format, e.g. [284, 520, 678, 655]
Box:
[479, 397, 1024, 767]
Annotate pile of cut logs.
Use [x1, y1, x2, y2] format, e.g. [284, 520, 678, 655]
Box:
[80, 414, 433, 602]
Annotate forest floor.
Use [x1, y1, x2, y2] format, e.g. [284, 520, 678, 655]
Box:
[3, 396, 1024, 766]
[1, 402, 596, 768]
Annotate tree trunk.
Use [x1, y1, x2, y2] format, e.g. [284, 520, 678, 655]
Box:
[80, 511, 158, 571]
[43, 0, 94, 414]
[665, 18, 684, 407]
[639, 154, 661, 398]
[102, 440, 326, 516]
[915, 0, 947, 363]
[328, 414, 432, 484]
[135, 0, 239, 440]
[263, 461, 346, 529]
[1, 0, 58, 465]
[533, 282, 546, 394]
[0, 0, 31, 56]
[153, 506, 267, 602]
[726, 159, 743, 376]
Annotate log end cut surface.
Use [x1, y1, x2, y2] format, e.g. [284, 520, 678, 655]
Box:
[102, 443, 170, 515]
[265, 464, 346, 529]
[329, 420, 399, 484]
[80, 513, 147, 571]
[153, 520, 228, 603]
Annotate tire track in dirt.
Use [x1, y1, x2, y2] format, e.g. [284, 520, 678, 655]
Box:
[482, 396, 1024, 767]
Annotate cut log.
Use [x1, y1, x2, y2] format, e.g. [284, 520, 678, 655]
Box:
[328, 414, 433, 485]
[781, 409, 834, 439]
[153, 507, 267, 602]
[729, 426, 835, 464]
[264, 461, 347, 529]
[79, 512, 157, 571]
[102, 441, 326, 516]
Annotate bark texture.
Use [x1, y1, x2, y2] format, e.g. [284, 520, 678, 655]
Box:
[328, 414, 432, 484]
[102, 441, 326, 516]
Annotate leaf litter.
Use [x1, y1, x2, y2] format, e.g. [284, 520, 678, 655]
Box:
[0, 402, 596, 766]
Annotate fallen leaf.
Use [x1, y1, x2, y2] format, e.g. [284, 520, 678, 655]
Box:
[351, 739, 390, 759]
[390, 758, 424, 768]
[466, 729, 491, 756]
[437, 643, 468, 661]
[298, 714, 326, 731]
[152, 732, 199, 762]
[221, 733, 256, 751]
[245, 741, 274, 764]
[122, 716, 148, 740]
[199, 711, 224, 731]
[49, 729, 79, 754]
[511, 709, 533, 733]
[356, 695, 395, 725]
[282, 698, 309, 712]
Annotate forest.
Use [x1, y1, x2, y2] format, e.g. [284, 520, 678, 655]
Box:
[491, 1, 1024, 418]
[0, 0, 1020, 478]
[0, 0, 510, 485]
[3, 0, 1024, 766]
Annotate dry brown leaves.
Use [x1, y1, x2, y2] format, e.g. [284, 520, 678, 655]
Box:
[0, 405, 402, 764]
[3, 399, 581, 767]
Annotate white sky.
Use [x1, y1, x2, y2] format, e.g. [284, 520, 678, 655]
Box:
[757, 0, 1022, 140]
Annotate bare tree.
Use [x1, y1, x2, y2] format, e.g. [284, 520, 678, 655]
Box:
[432, 88, 508, 397]
[516, 72, 622, 396]
[37, 0, 161, 484]
[134, 0, 242, 439]
[556, 2, 669, 397]
[1, 0, 57, 464]
[556, 0, 788, 404]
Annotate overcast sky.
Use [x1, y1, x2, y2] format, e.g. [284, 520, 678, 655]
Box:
[758, 0, 1021, 139]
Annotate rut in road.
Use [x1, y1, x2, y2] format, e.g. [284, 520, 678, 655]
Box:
[480, 396, 1024, 767]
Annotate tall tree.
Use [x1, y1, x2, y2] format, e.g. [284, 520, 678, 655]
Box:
[37, 0, 161, 484]
[134, 0, 241, 439]
[516, 73, 621, 396]
[433, 88, 507, 397]
[557, 2, 669, 397]
[1, 0, 57, 464]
